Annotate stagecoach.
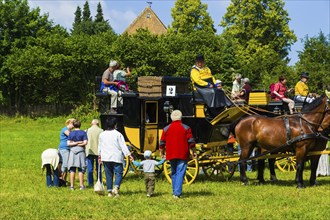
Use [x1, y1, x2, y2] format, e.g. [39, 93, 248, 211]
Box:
[97, 76, 329, 185]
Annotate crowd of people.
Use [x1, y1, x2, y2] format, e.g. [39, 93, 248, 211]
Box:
[41, 109, 196, 198]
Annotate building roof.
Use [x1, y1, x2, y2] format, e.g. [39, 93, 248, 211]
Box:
[124, 6, 167, 35]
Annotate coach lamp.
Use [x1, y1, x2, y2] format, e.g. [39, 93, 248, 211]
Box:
[163, 101, 173, 123]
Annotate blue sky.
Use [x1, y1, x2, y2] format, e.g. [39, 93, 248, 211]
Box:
[28, 0, 330, 65]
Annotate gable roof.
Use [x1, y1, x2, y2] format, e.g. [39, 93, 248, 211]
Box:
[124, 6, 167, 35]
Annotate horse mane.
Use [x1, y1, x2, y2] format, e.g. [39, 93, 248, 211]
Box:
[301, 94, 325, 113]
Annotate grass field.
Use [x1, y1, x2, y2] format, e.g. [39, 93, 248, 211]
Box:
[0, 116, 329, 219]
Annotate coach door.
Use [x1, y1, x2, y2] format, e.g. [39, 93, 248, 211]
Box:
[142, 101, 159, 152]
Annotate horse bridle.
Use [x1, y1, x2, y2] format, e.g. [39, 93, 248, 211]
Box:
[299, 101, 330, 130]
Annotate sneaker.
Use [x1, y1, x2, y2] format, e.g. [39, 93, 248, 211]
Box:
[108, 192, 113, 197]
[79, 186, 85, 190]
[147, 194, 151, 197]
[70, 186, 74, 191]
[112, 187, 119, 197]
[173, 195, 180, 199]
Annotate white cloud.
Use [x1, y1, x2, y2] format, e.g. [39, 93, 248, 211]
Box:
[107, 9, 137, 34]
[28, 0, 78, 30]
[28, 0, 138, 34]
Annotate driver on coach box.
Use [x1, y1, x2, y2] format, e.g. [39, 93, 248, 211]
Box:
[190, 55, 232, 113]
[294, 72, 316, 103]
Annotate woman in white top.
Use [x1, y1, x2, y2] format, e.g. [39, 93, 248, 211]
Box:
[98, 118, 133, 197]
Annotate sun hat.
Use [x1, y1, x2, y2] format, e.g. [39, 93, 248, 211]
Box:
[300, 72, 309, 79]
[170, 110, 182, 121]
[109, 60, 118, 67]
[144, 150, 152, 158]
[215, 79, 222, 85]
[242, 78, 250, 83]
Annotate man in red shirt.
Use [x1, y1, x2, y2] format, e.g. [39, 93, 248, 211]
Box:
[159, 110, 196, 198]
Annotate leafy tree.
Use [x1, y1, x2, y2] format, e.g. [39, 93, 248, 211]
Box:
[168, 0, 216, 35]
[0, 0, 55, 110]
[220, 0, 297, 87]
[295, 32, 330, 94]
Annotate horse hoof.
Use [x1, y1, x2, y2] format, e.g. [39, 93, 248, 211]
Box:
[270, 175, 278, 182]
[310, 181, 319, 187]
[258, 180, 266, 185]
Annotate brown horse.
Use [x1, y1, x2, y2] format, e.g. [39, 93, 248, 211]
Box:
[235, 95, 329, 188]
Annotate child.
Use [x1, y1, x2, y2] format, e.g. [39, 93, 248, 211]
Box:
[67, 120, 88, 190]
[131, 150, 165, 197]
[41, 148, 61, 187]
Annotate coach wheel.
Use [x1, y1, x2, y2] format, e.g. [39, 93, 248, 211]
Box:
[275, 156, 296, 172]
[202, 161, 236, 181]
[164, 158, 199, 185]
[122, 155, 130, 178]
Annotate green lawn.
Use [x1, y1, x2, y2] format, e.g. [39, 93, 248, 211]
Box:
[0, 117, 329, 219]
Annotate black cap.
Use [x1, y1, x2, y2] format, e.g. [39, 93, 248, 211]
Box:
[300, 72, 309, 78]
[195, 54, 204, 62]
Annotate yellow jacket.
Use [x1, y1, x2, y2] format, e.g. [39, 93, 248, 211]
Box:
[295, 80, 309, 96]
[190, 66, 216, 90]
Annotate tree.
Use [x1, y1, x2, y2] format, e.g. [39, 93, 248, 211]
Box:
[295, 32, 330, 94]
[71, 6, 82, 35]
[82, 0, 92, 22]
[72, 1, 94, 35]
[94, 2, 113, 34]
[220, 0, 297, 87]
[0, 0, 55, 110]
[168, 0, 216, 35]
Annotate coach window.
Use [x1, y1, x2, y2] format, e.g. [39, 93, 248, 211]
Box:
[145, 102, 157, 124]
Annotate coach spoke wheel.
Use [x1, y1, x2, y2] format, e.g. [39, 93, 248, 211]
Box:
[163, 158, 199, 185]
[202, 161, 236, 181]
[130, 152, 143, 176]
[122, 156, 130, 178]
[276, 156, 296, 172]
[154, 160, 164, 177]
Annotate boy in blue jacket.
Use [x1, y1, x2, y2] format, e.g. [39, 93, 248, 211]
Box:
[131, 150, 165, 197]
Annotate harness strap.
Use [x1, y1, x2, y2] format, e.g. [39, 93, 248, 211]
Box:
[237, 133, 319, 164]
[284, 117, 291, 144]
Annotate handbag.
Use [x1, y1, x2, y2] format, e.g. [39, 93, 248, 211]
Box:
[94, 163, 105, 195]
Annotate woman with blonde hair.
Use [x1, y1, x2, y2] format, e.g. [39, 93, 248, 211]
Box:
[58, 118, 75, 182]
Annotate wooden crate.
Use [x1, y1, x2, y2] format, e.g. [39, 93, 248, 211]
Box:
[138, 76, 191, 97]
[248, 91, 270, 105]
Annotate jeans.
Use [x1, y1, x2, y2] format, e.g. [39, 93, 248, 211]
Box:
[86, 155, 102, 186]
[170, 159, 187, 196]
[237, 145, 253, 172]
[103, 162, 123, 191]
[45, 164, 60, 187]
